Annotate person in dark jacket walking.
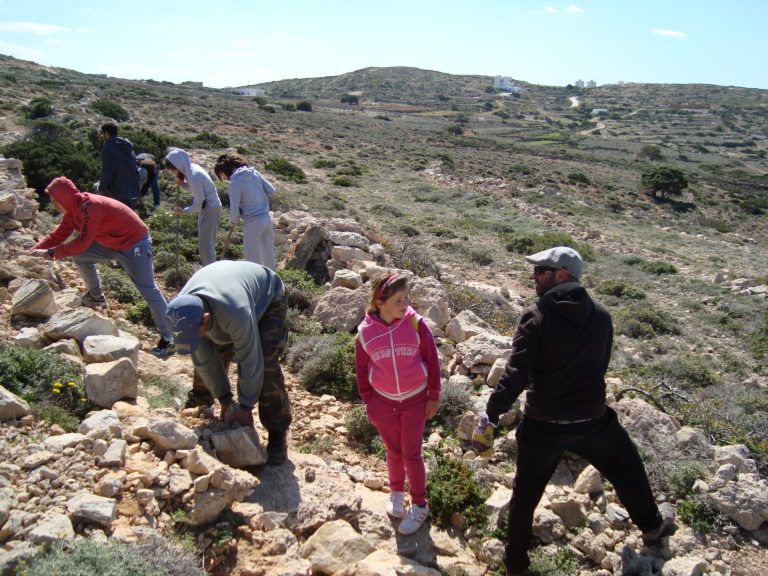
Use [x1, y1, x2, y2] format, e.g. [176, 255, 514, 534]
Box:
[473, 247, 673, 576]
[97, 122, 140, 209]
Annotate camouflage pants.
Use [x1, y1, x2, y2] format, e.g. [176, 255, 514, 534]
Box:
[192, 297, 292, 432]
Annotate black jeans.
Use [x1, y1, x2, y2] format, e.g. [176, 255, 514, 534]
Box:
[504, 407, 661, 573]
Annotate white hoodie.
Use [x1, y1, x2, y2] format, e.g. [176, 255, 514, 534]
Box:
[165, 148, 222, 214]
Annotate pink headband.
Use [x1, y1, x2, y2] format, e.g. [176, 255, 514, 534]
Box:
[378, 274, 401, 299]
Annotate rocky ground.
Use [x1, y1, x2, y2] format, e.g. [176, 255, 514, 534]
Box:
[2, 156, 768, 576]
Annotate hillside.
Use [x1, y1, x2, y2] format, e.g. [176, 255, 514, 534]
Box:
[1, 54, 767, 574]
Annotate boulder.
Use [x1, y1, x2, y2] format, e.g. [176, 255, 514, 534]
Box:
[314, 286, 368, 332]
[82, 334, 140, 364]
[10, 278, 58, 318]
[0, 387, 30, 421]
[42, 307, 119, 342]
[85, 357, 139, 408]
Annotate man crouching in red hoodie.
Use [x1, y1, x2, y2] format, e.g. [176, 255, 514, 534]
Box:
[28, 176, 175, 357]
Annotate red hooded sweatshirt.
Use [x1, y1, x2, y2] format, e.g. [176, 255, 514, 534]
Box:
[33, 177, 148, 259]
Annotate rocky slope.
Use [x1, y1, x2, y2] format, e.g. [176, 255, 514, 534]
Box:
[1, 157, 768, 576]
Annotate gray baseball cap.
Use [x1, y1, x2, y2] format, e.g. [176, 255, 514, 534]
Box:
[525, 246, 584, 280]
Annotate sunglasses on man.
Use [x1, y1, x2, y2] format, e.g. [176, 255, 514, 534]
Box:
[533, 266, 561, 276]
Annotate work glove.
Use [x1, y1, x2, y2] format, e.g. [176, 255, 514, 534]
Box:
[471, 413, 496, 457]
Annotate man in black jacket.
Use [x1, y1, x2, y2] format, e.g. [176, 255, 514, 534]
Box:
[474, 247, 672, 576]
[97, 122, 140, 209]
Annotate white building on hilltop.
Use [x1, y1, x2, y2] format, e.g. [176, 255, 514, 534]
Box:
[227, 86, 265, 96]
[494, 76, 522, 93]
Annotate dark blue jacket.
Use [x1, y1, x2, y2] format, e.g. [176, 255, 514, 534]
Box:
[98, 136, 140, 202]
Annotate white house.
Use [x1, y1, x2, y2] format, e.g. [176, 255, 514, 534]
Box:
[228, 86, 265, 96]
[494, 76, 522, 93]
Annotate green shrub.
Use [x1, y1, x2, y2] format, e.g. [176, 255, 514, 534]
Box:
[100, 266, 142, 304]
[296, 100, 313, 112]
[677, 496, 720, 533]
[439, 378, 472, 420]
[614, 302, 680, 339]
[18, 536, 205, 576]
[92, 98, 130, 121]
[666, 461, 707, 499]
[427, 455, 490, 529]
[265, 158, 307, 183]
[345, 405, 380, 452]
[567, 172, 591, 186]
[332, 176, 355, 187]
[749, 316, 768, 359]
[528, 546, 580, 576]
[447, 125, 464, 136]
[313, 159, 337, 169]
[285, 333, 357, 400]
[164, 263, 195, 288]
[278, 269, 323, 310]
[119, 126, 182, 160]
[502, 232, 594, 262]
[25, 97, 53, 119]
[280, 102, 297, 111]
[1, 121, 100, 198]
[0, 343, 92, 428]
[142, 374, 191, 409]
[596, 279, 646, 299]
[650, 354, 718, 388]
[186, 131, 228, 149]
[639, 260, 678, 275]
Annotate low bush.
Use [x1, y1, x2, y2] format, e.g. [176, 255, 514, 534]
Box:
[528, 545, 580, 576]
[92, 98, 130, 121]
[677, 496, 721, 534]
[19, 536, 205, 576]
[0, 343, 92, 429]
[427, 454, 490, 529]
[25, 96, 53, 119]
[100, 266, 142, 305]
[614, 302, 680, 339]
[502, 232, 594, 262]
[650, 354, 718, 388]
[313, 159, 337, 169]
[345, 405, 380, 452]
[596, 279, 646, 300]
[285, 333, 357, 400]
[265, 158, 307, 183]
[640, 260, 678, 275]
[439, 378, 473, 420]
[332, 176, 355, 187]
[186, 131, 229, 149]
[666, 460, 707, 499]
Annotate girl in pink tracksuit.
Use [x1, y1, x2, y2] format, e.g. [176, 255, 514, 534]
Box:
[355, 274, 441, 535]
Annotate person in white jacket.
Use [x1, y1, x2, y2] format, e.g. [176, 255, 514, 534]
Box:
[164, 148, 222, 266]
[214, 153, 276, 270]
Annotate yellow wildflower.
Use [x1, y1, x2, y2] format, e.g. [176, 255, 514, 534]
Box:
[52, 389, 61, 394]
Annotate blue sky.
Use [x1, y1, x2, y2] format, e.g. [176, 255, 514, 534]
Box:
[1, 1, 766, 89]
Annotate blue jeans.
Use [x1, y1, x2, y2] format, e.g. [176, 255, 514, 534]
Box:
[504, 407, 661, 573]
[72, 234, 172, 341]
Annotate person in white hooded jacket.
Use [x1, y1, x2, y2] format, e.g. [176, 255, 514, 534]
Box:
[164, 148, 222, 266]
[214, 153, 276, 269]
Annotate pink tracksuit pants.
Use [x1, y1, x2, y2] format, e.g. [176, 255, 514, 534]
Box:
[366, 390, 428, 506]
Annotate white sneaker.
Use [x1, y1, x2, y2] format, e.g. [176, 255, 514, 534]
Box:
[386, 491, 405, 519]
[398, 503, 428, 535]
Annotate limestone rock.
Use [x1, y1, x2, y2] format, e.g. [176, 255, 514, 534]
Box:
[299, 519, 376, 575]
[212, 427, 267, 468]
[314, 286, 368, 332]
[82, 334, 140, 364]
[27, 513, 75, 545]
[10, 278, 58, 318]
[0, 387, 30, 421]
[145, 417, 198, 451]
[42, 307, 119, 342]
[66, 492, 116, 527]
[85, 357, 139, 408]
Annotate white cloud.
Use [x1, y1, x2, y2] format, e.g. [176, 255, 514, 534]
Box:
[566, 5, 585, 14]
[544, 6, 556, 13]
[0, 39, 42, 59]
[651, 28, 687, 38]
[0, 21, 68, 35]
